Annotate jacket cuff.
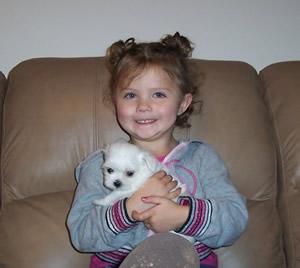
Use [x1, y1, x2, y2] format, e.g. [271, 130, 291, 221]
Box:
[175, 196, 212, 237]
[105, 199, 137, 234]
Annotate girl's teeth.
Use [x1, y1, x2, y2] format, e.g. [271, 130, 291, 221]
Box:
[137, 119, 154, 124]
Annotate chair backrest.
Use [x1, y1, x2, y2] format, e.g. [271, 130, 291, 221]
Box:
[259, 61, 300, 268]
[0, 57, 285, 267]
[0, 71, 7, 209]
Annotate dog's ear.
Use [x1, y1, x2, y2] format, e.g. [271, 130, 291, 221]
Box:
[115, 138, 127, 143]
[139, 152, 159, 173]
[104, 144, 111, 151]
[101, 144, 111, 159]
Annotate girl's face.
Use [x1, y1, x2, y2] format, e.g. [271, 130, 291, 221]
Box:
[115, 66, 192, 144]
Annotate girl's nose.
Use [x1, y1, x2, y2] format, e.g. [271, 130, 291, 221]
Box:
[137, 98, 152, 112]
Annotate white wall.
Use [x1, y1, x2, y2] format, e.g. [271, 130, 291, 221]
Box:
[0, 0, 299, 76]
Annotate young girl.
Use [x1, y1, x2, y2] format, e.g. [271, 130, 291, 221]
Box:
[67, 32, 248, 268]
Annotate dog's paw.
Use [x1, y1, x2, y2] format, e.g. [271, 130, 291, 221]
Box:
[93, 198, 111, 206]
[180, 183, 187, 194]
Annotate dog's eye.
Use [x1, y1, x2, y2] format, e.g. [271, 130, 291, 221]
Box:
[107, 168, 114, 174]
[126, 170, 135, 177]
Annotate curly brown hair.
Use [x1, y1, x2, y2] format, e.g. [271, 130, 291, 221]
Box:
[105, 32, 199, 128]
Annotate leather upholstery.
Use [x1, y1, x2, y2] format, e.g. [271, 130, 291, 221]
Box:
[0, 58, 299, 268]
[259, 62, 300, 268]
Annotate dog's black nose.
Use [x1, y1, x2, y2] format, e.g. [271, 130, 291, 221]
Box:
[113, 180, 122, 188]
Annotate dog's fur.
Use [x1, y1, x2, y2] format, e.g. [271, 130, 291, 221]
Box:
[93, 141, 186, 206]
[93, 141, 193, 243]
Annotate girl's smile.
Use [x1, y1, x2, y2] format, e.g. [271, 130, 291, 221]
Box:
[135, 119, 157, 125]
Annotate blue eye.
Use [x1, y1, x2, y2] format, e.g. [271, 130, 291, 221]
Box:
[124, 92, 136, 99]
[153, 92, 166, 98]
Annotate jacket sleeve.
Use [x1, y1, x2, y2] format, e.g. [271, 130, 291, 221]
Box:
[175, 143, 248, 248]
[66, 151, 148, 252]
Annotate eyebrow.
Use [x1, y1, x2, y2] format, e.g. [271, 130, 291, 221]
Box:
[121, 87, 170, 92]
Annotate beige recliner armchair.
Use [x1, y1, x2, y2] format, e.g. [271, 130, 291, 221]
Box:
[0, 58, 299, 268]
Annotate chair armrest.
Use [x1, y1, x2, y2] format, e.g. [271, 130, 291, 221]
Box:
[0, 71, 7, 210]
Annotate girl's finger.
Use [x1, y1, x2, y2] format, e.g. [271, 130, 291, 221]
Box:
[144, 222, 152, 230]
[166, 187, 181, 200]
[133, 196, 169, 221]
[131, 210, 144, 221]
[166, 179, 178, 191]
[161, 174, 173, 184]
[154, 170, 166, 179]
[132, 209, 152, 221]
[141, 196, 162, 205]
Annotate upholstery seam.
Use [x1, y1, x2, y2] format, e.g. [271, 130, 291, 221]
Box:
[94, 58, 101, 151]
[260, 70, 292, 268]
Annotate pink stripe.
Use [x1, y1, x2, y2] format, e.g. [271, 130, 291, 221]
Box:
[111, 201, 129, 231]
[163, 142, 188, 163]
[177, 165, 198, 195]
[90, 255, 113, 268]
[196, 200, 208, 235]
[194, 242, 210, 251]
[112, 202, 124, 231]
[103, 251, 127, 259]
[188, 201, 202, 235]
[163, 159, 198, 196]
[188, 200, 206, 236]
[201, 252, 218, 266]
[164, 159, 180, 167]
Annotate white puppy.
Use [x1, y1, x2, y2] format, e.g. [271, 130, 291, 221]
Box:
[93, 141, 186, 206]
[93, 141, 193, 243]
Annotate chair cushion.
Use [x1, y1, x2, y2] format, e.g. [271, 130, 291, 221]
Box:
[0, 191, 91, 268]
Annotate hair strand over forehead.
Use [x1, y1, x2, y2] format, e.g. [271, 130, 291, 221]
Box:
[105, 32, 201, 128]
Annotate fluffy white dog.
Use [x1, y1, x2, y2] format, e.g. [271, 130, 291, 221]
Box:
[93, 141, 194, 243]
[93, 141, 186, 206]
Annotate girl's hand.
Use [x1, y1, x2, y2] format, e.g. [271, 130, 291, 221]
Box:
[131, 196, 190, 233]
[125, 171, 181, 220]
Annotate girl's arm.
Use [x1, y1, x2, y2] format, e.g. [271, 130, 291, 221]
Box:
[67, 151, 181, 252]
[125, 172, 181, 220]
[175, 144, 248, 248]
[132, 143, 248, 248]
[67, 151, 146, 252]
[131, 196, 190, 232]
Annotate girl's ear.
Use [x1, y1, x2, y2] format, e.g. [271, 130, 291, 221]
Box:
[178, 93, 193, 115]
